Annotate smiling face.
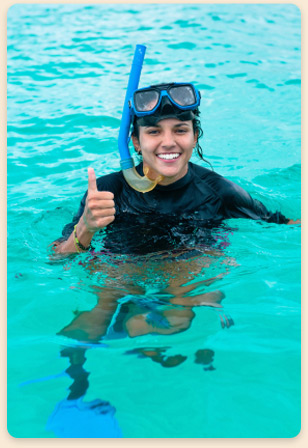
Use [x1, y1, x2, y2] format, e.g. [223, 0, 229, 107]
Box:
[132, 118, 198, 186]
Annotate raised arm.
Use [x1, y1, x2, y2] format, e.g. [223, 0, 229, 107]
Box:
[52, 168, 116, 254]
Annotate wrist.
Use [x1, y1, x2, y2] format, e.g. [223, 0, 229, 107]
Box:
[75, 218, 95, 251]
[82, 213, 98, 233]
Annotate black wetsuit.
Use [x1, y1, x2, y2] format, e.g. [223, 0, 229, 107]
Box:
[58, 162, 288, 255]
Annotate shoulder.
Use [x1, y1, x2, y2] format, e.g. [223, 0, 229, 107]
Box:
[96, 170, 124, 194]
[189, 162, 227, 185]
[190, 163, 245, 199]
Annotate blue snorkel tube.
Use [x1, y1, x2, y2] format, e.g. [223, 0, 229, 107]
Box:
[118, 44, 163, 193]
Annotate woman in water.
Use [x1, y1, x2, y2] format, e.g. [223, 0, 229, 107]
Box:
[51, 82, 299, 351]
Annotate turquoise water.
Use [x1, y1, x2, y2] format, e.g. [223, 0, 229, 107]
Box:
[7, 3, 301, 438]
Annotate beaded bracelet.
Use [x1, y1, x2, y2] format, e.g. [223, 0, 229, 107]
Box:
[73, 224, 88, 252]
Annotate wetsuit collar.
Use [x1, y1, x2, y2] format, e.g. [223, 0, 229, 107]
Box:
[136, 162, 193, 191]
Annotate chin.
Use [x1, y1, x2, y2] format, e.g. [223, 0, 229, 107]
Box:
[161, 168, 184, 179]
[145, 161, 187, 182]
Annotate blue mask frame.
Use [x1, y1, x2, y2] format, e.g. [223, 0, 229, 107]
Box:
[129, 83, 201, 118]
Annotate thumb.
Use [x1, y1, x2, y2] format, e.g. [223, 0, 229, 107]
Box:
[88, 167, 98, 193]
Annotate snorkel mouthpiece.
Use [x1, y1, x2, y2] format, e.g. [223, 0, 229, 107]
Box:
[118, 44, 163, 192]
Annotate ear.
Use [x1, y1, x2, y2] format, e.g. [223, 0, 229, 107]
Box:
[132, 135, 141, 153]
[194, 130, 199, 147]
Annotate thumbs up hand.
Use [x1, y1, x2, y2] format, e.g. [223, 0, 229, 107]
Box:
[82, 168, 116, 233]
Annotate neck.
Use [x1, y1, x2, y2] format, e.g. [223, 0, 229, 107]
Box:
[143, 163, 189, 186]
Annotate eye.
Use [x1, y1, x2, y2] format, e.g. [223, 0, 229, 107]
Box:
[146, 128, 159, 135]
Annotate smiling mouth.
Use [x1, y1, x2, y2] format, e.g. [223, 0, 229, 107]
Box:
[156, 153, 181, 160]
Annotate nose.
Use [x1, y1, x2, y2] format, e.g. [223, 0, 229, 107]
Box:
[161, 130, 176, 149]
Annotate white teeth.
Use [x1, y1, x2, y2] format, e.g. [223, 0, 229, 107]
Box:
[157, 153, 180, 160]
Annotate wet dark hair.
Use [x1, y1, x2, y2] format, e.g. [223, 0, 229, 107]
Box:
[131, 109, 213, 169]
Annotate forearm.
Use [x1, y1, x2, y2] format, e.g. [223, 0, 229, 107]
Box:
[52, 216, 95, 254]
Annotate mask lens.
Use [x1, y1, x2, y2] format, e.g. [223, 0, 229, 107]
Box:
[169, 85, 196, 107]
[134, 90, 160, 112]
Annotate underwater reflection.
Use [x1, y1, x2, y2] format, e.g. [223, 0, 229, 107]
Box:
[46, 346, 123, 438]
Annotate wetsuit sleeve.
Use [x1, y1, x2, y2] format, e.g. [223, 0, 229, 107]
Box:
[221, 179, 289, 224]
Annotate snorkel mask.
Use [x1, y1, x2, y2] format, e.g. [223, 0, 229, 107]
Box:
[131, 83, 200, 126]
[118, 45, 200, 193]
